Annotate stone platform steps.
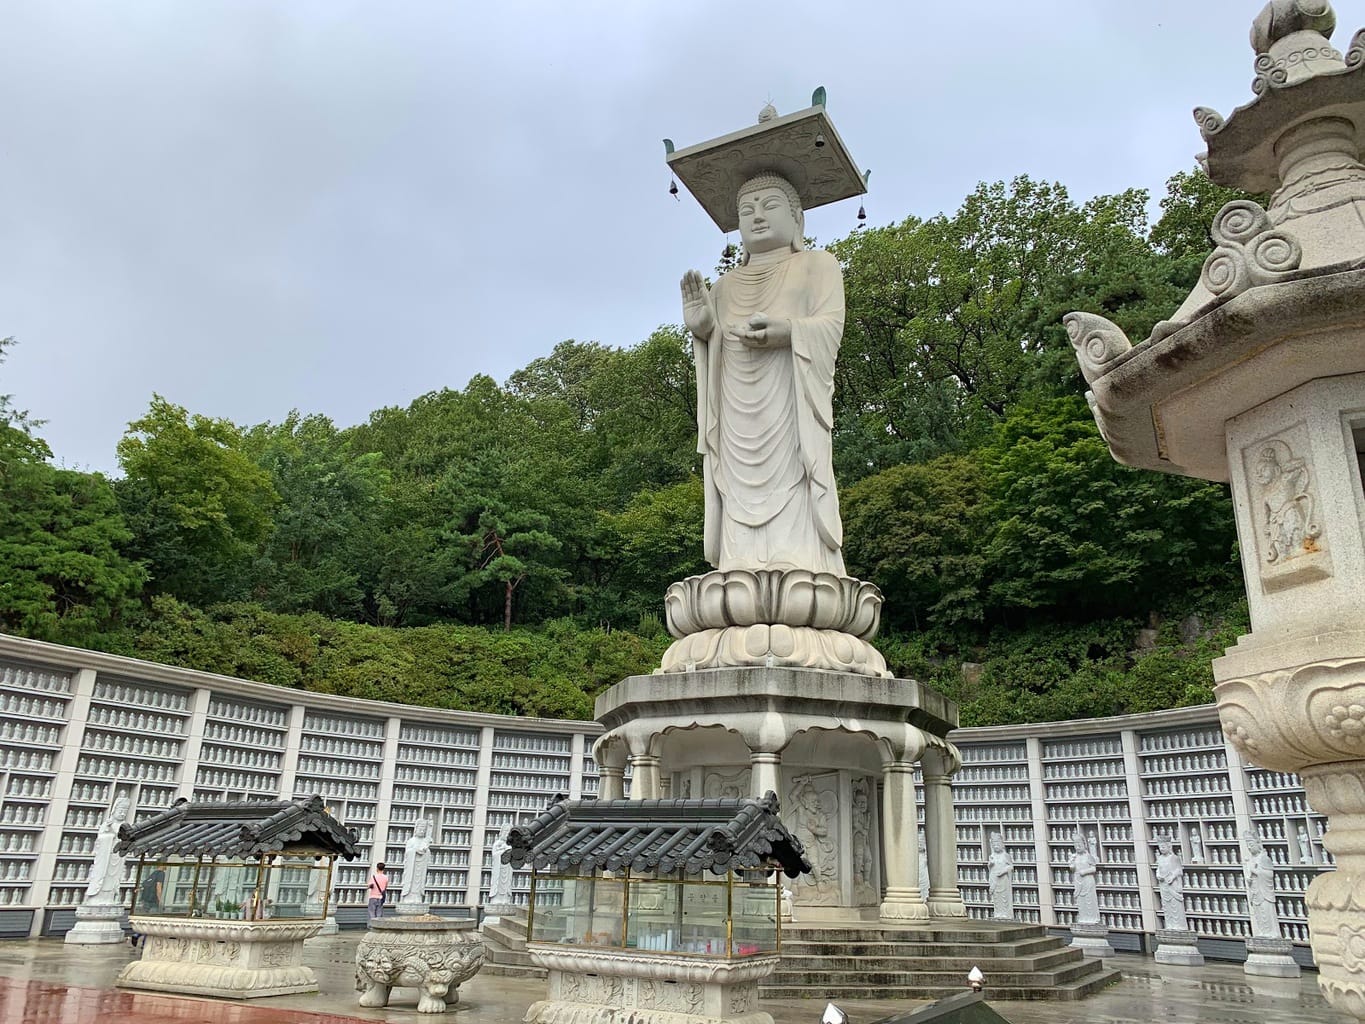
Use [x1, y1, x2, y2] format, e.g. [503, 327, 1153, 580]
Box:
[761, 920, 1120, 1002]
[478, 910, 546, 978]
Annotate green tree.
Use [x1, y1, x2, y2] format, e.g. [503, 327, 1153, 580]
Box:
[0, 339, 144, 643]
[244, 412, 391, 618]
[843, 454, 989, 631]
[829, 178, 1179, 479]
[1150, 168, 1268, 260]
[456, 503, 563, 630]
[981, 398, 1239, 618]
[600, 478, 708, 623]
[116, 396, 278, 605]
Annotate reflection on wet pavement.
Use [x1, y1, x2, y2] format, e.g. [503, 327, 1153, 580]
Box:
[0, 935, 1352, 1024]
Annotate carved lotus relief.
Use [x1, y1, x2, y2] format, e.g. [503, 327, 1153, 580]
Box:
[665, 570, 882, 640]
[1216, 658, 1365, 772]
[660, 624, 891, 678]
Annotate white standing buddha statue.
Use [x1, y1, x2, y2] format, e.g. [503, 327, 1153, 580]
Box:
[681, 174, 845, 575]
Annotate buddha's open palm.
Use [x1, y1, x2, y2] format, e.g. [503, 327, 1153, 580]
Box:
[681, 270, 715, 338]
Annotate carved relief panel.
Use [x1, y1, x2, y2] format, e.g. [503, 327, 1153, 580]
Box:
[701, 768, 750, 800]
[1241, 422, 1333, 592]
[788, 772, 839, 906]
[849, 775, 879, 905]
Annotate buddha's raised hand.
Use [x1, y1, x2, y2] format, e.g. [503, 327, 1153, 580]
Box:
[680, 270, 715, 338]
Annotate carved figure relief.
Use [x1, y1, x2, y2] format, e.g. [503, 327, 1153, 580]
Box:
[702, 768, 750, 799]
[918, 832, 930, 902]
[1255, 439, 1321, 563]
[731, 983, 756, 1014]
[850, 777, 876, 902]
[788, 775, 838, 904]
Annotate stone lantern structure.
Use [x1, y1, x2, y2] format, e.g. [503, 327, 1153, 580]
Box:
[1068, 2, 1365, 1014]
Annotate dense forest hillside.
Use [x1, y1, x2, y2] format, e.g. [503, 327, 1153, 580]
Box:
[0, 170, 1259, 726]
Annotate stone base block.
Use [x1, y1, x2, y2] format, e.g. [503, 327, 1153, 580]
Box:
[1155, 928, 1205, 966]
[395, 901, 431, 917]
[315, 916, 339, 936]
[116, 917, 323, 998]
[64, 902, 125, 944]
[1069, 922, 1115, 958]
[528, 945, 778, 1024]
[356, 917, 485, 1014]
[1245, 935, 1300, 978]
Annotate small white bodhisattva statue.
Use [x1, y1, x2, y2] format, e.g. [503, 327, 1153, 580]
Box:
[987, 833, 1015, 921]
[1155, 837, 1189, 931]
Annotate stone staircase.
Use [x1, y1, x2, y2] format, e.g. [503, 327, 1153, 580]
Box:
[476, 912, 1119, 1000]
[761, 920, 1121, 1002]
[479, 908, 546, 978]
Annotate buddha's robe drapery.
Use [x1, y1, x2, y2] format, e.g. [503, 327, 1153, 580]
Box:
[693, 249, 846, 574]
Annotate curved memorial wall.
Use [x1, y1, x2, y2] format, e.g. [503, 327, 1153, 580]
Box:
[0, 632, 1331, 965]
[945, 711, 1329, 964]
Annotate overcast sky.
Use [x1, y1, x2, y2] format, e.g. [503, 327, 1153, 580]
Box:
[1, 0, 1283, 472]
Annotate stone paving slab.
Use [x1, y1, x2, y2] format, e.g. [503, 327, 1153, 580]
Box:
[3, 934, 1352, 1024]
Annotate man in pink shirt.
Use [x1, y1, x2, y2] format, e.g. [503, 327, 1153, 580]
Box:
[367, 862, 388, 920]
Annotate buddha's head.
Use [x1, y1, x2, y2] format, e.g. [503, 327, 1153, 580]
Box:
[1244, 830, 1263, 855]
[737, 173, 804, 259]
[990, 833, 1003, 852]
[1158, 837, 1174, 855]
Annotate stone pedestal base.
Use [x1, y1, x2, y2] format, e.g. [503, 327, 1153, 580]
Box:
[596, 665, 959, 923]
[395, 900, 430, 917]
[527, 945, 778, 1024]
[880, 887, 930, 922]
[315, 914, 339, 936]
[1069, 921, 1115, 958]
[116, 917, 322, 998]
[356, 916, 485, 1014]
[1155, 928, 1204, 966]
[928, 886, 968, 919]
[64, 901, 125, 944]
[1245, 935, 1301, 978]
[660, 571, 889, 678]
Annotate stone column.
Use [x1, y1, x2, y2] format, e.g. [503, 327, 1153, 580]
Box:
[629, 754, 661, 800]
[879, 760, 929, 921]
[922, 746, 966, 918]
[593, 733, 628, 801]
[750, 752, 782, 800]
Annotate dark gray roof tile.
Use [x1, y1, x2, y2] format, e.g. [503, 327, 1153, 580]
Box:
[115, 794, 358, 859]
[504, 791, 810, 878]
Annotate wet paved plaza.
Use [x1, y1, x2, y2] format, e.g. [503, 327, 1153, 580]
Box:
[0, 934, 1350, 1024]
